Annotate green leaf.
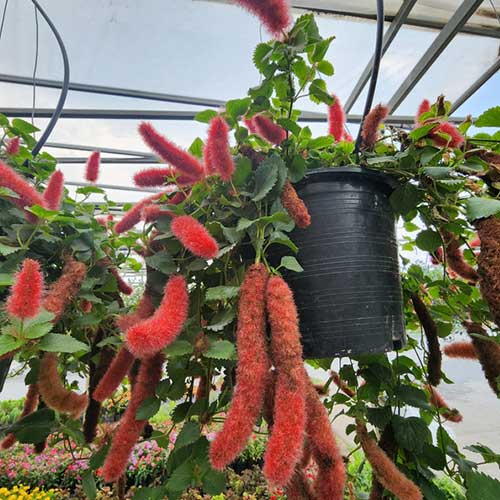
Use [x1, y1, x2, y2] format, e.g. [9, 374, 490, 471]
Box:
[82, 470, 97, 500]
[165, 340, 193, 358]
[136, 396, 161, 420]
[167, 460, 195, 492]
[0, 243, 22, 256]
[316, 60, 334, 76]
[236, 218, 255, 232]
[415, 229, 442, 252]
[366, 407, 392, 429]
[465, 198, 500, 221]
[233, 157, 252, 187]
[24, 309, 55, 328]
[269, 231, 299, 253]
[277, 118, 301, 136]
[11, 118, 39, 134]
[280, 256, 304, 273]
[205, 340, 236, 360]
[195, 109, 217, 124]
[23, 321, 53, 339]
[466, 471, 500, 500]
[292, 59, 310, 87]
[311, 37, 334, 62]
[206, 309, 235, 332]
[390, 183, 419, 215]
[146, 250, 177, 275]
[410, 123, 437, 141]
[10, 408, 55, 443]
[253, 43, 273, 71]
[226, 98, 251, 120]
[309, 79, 334, 105]
[89, 444, 109, 470]
[394, 385, 430, 409]
[205, 286, 240, 301]
[308, 135, 334, 149]
[133, 487, 165, 500]
[252, 155, 280, 202]
[0, 273, 14, 287]
[289, 155, 306, 183]
[38, 333, 89, 353]
[202, 469, 226, 495]
[475, 106, 500, 128]
[422, 167, 452, 179]
[188, 137, 204, 159]
[175, 422, 201, 449]
[0, 335, 24, 356]
[392, 415, 431, 453]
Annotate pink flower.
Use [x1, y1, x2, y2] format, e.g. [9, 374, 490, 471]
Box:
[430, 122, 464, 148]
[328, 94, 345, 142]
[5, 137, 20, 156]
[85, 151, 100, 182]
[415, 99, 431, 125]
[233, 0, 291, 37]
[7, 259, 44, 319]
[252, 115, 287, 145]
[361, 104, 389, 149]
[205, 116, 235, 181]
[43, 170, 64, 210]
[0, 160, 45, 209]
[171, 215, 218, 259]
[133, 167, 193, 187]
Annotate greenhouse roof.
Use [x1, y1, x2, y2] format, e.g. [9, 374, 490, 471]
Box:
[0, 0, 499, 200]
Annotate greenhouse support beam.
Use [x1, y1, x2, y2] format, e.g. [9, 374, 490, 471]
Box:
[46, 142, 155, 158]
[450, 57, 500, 114]
[344, 0, 418, 113]
[65, 181, 158, 193]
[387, 0, 484, 113]
[1, 108, 468, 125]
[56, 157, 156, 164]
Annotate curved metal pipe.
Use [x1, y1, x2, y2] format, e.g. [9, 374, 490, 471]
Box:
[354, 0, 384, 157]
[29, 0, 70, 157]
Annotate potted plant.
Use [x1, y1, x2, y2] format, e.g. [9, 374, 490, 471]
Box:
[1, 2, 500, 499]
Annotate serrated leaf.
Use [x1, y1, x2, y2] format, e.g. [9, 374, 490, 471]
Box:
[422, 167, 452, 179]
[410, 123, 437, 141]
[233, 157, 252, 187]
[269, 231, 298, 253]
[23, 321, 53, 339]
[204, 340, 236, 359]
[253, 43, 273, 71]
[394, 385, 430, 409]
[390, 184, 419, 215]
[309, 79, 334, 105]
[133, 487, 165, 500]
[206, 309, 235, 332]
[188, 137, 204, 159]
[392, 415, 431, 453]
[145, 250, 177, 275]
[0, 335, 23, 357]
[476, 106, 500, 128]
[415, 229, 441, 252]
[277, 118, 301, 136]
[202, 469, 226, 495]
[12, 118, 39, 134]
[82, 470, 97, 500]
[465, 198, 500, 221]
[136, 396, 161, 420]
[280, 256, 303, 272]
[226, 98, 251, 120]
[175, 422, 200, 449]
[252, 156, 280, 201]
[165, 340, 192, 358]
[316, 60, 334, 76]
[466, 471, 500, 500]
[10, 408, 55, 443]
[205, 286, 240, 301]
[195, 109, 217, 124]
[0, 243, 22, 256]
[38, 333, 89, 353]
[89, 443, 109, 470]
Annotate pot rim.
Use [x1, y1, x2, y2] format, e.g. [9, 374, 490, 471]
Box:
[297, 166, 399, 195]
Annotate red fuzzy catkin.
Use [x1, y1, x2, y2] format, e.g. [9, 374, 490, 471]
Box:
[38, 353, 88, 419]
[232, 0, 291, 36]
[43, 170, 64, 210]
[328, 94, 345, 142]
[43, 258, 87, 322]
[115, 293, 155, 332]
[210, 264, 270, 469]
[430, 122, 464, 149]
[114, 191, 167, 234]
[443, 341, 478, 360]
[415, 99, 431, 125]
[252, 114, 287, 145]
[361, 104, 389, 150]
[244, 117, 258, 134]
[281, 181, 311, 229]
[5, 137, 20, 155]
[126, 275, 189, 358]
[102, 353, 164, 482]
[85, 151, 100, 183]
[206, 116, 235, 181]
[171, 215, 218, 259]
[138, 122, 204, 182]
[470, 236, 481, 248]
[305, 379, 346, 500]
[426, 385, 463, 423]
[0, 160, 45, 209]
[7, 259, 44, 320]
[410, 294, 442, 386]
[1, 384, 39, 450]
[356, 421, 422, 500]
[330, 370, 355, 398]
[133, 167, 193, 187]
[263, 276, 307, 487]
[109, 267, 133, 295]
[441, 230, 479, 283]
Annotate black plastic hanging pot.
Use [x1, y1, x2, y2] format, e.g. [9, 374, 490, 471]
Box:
[283, 167, 406, 359]
[0, 357, 12, 393]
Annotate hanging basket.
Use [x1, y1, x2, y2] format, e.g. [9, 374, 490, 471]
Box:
[284, 167, 406, 359]
[0, 357, 12, 393]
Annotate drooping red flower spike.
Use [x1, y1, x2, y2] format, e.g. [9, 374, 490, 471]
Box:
[109, 267, 133, 295]
[210, 264, 270, 470]
[343, 132, 353, 142]
[356, 421, 422, 500]
[38, 353, 89, 419]
[85, 151, 100, 183]
[443, 341, 478, 360]
[126, 275, 189, 358]
[114, 191, 167, 234]
[328, 94, 345, 142]
[7, 259, 44, 320]
[171, 215, 218, 259]
[244, 117, 258, 134]
[0, 160, 45, 209]
[415, 99, 431, 126]
[138, 122, 204, 182]
[281, 180, 311, 229]
[1, 384, 39, 450]
[133, 167, 193, 187]
[470, 236, 481, 248]
[43, 257, 87, 322]
[43, 170, 64, 210]
[102, 353, 164, 483]
[440, 229, 479, 283]
[232, 0, 291, 37]
[252, 114, 287, 145]
[305, 379, 346, 500]
[264, 276, 307, 487]
[5, 137, 20, 156]
[361, 104, 389, 149]
[330, 370, 355, 398]
[206, 116, 235, 181]
[430, 122, 464, 149]
[426, 384, 463, 423]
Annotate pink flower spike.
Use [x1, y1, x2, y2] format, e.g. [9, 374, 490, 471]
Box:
[328, 94, 345, 142]
[206, 116, 235, 181]
[138, 122, 204, 182]
[7, 259, 44, 320]
[361, 104, 389, 149]
[244, 118, 257, 134]
[0, 160, 45, 209]
[431, 122, 464, 149]
[43, 171, 64, 210]
[134, 167, 193, 188]
[171, 215, 218, 259]
[343, 132, 353, 142]
[85, 151, 100, 183]
[5, 137, 20, 156]
[252, 115, 287, 145]
[416, 99, 432, 125]
[114, 191, 166, 234]
[233, 0, 291, 37]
